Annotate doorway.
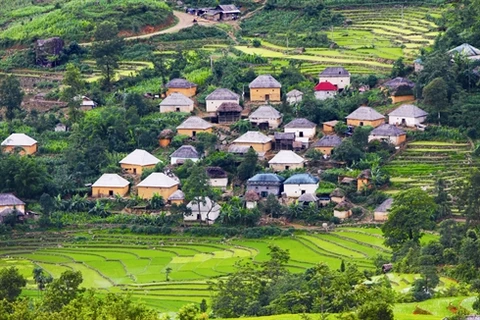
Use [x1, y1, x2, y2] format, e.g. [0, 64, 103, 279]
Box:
[109, 190, 114, 196]
[265, 94, 270, 101]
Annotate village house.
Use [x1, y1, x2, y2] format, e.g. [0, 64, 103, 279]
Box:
[283, 173, 319, 198]
[0, 194, 25, 214]
[268, 150, 305, 172]
[170, 145, 200, 165]
[334, 201, 353, 219]
[346, 106, 385, 128]
[92, 174, 130, 198]
[231, 131, 272, 154]
[314, 81, 338, 100]
[312, 134, 342, 156]
[206, 166, 228, 190]
[199, 4, 241, 21]
[357, 169, 372, 191]
[217, 102, 242, 124]
[205, 88, 240, 113]
[119, 149, 161, 175]
[165, 78, 197, 97]
[382, 77, 415, 104]
[274, 132, 295, 150]
[374, 198, 393, 221]
[137, 172, 179, 200]
[388, 104, 428, 127]
[246, 173, 285, 198]
[330, 188, 346, 204]
[168, 190, 185, 206]
[1, 133, 38, 155]
[185, 197, 221, 224]
[77, 96, 97, 109]
[368, 124, 407, 146]
[284, 118, 317, 146]
[319, 67, 350, 90]
[176, 116, 213, 137]
[159, 93, 194, 113]
[298, 193, 319, 206]
[286, 89, 304, 105]
[249, 75, 282, 102]
[249, 105, 282, 129]
[448, 43, 480, 60]
[322, 120, 339, 134]
[158, 129, 174, 147]
[244, 190, 260, 209]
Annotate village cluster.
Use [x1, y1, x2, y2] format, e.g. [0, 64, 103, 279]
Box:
[0, 61, 435, 225]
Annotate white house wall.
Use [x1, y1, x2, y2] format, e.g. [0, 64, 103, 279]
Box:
[284, 183, 319, 198]
[160, 104, 194, 113]
[368, 135, 400, 145]
[206, 98, 239, 113]
[314, 90, 336, 101]
[170, 157, 200, 165]
[318, 76, 350, 90]
[388, 116, 426, 127]
[209, 178, 228, 189]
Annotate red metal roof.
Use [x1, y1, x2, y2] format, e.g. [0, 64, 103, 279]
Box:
[314, 81, 337, 91]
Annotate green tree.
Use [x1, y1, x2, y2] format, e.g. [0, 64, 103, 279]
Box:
[33, 267, 53, 292]
[422, 77, 449, 125]
[199, 299, 207, 313]
[382, 188, 436, 249]
[237, 147, 258, 181]
[182, 164, 216, 223]
[177, 303, 200, 320]
[455, 169, 480, 225]
[39, 193, 55, 216]
[0, 267, 26, 302]
[91, 21, 124, 89]
[42, 270, 84, 312]
[62, 63, 85, 101]
[390, 57, 407, 77]
[357, 301, 394, 320]
[0, 76, 24, 121]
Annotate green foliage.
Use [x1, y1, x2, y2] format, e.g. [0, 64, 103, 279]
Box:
[42, 270, 84, 312]
[0, 76, 24, 120]
[0, 267, 26, 302]
[357, 302, 394, 320]
[237, 148, 258, 181]
[153, 25, 228, 42]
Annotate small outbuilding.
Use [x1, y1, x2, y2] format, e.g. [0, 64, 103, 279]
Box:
[357, 169, 372, 191]
[231, 131, 272, 154]
[268, 150, 305, 172]
[244, 190, 260, 209]
[330, 188, 346, 204]
[246, 173, 285, 198]
[176, 116, 213, 137]
[119, 149, 161, 175]
[205, 88, 240, 113]
[374, 198, 393, 221]
[388, 104, 428, 127]
[217, 102, 242, 124]
[298, 193, 318, 206]
[312, 134, 342, 156]
[319, 67, 350, 90]
[165, 78, 197, 97]
[206, 166, 228, 190]
[314, 81, 338, 100]
[92, 174, 130, 198]
[334, 201, 353, 219]
[137, 172, 179, 200]
[382, 77, 415, 104]
[346, 106, 385, 128]
[185, 197, 221, 224]
[1, 133, 38, 155]
[159, 93, 194, 113]
[368, 124, 406, 146]
[158, 129, 174, 147]
[322, 120, 339, 134]
[168, 189, 185, 205]
[284, 118, 317, 146]
[283, 173, 319, 198]
[286, 89, 304, 105]
[274, 132, 295, 150]
[249, 105, 282, 129]
[249, 75, 282, 102]
[170, 145, 200, 165]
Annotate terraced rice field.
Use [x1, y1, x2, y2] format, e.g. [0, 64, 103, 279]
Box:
[0, 228, 391, 312]
[385, 140, 478, 214]
[239, 6, 442, 75]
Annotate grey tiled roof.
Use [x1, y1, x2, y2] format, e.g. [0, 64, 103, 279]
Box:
[298, 193, 318, 202]
[448, 43, 480, 56]
[286, 89, 303, 97]
[285, 118, 316, 129]
[284, 173, 319, 185]
[160, 93, 193, 106]
[249, 75, 281, 88]
[312, 135, 342, 147]
[171, 145, 199, 158]
[205, 88, 239, 101]
[375, 198, 393, 212]
[248, 173, 284, 183]
[177, 116, 212, 130]
[274, 132, 295, 140]
[249, 105, 282, 119]
[234, 131, 272, 143]
[388, 104, 428, 118]
[319, 67, 350, 77]
[370, 124, 406, 136]
[166, 78, 196, 89]
[346, 106, 385, 121]
[0, 194, 25, 206]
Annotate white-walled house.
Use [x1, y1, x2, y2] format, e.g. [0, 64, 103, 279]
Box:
[160, 93, 194, 113]
[185, 197, 221, 224]
[286, 89, 303, 105]
[314, 81, 337, 100]
[268, 150, 305, 172]
[206, 166, 228, 190]
[205, 88, 240, 113]
[284, 118, 317, 145]
[388, 104, 428, 127]
[319, 67, 350, 90]
[170, 145, 200, 165]
[249, 105, 282, 129]
[368, 124, 407, 146]
[283, 173, 319, 198]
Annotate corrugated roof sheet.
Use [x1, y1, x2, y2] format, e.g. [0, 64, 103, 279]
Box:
[171, 145, 199, 158]
[346, 106, 385, 121]
[234, 131, 272, 143]
[249, 105, 282, 119]
[92, 174, 129, 188]
[119, 149, 161, 166]
[0, 193, 25, 206]
[249, 74, 281, 88]
[388, 104, 428, 118]
[312, 135, 342, 147]
[218, 4, 240, 12]
[319, 67, 350, 77]
[375, 198, 393, 212]
[284, 173, 319, 185]
[177, 116, 212, 130]
[269, 150, 305, 164]
[370, 124, 406, 136]
[285, 118, 316, 129]
[1, 133, 37, 146]
[166, 78, 197, 89]
[138, 172, 179, 188]
[205, 88, 239, 101]
[160, 93, 194, 106]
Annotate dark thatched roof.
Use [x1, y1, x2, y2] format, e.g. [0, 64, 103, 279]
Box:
[217, 102, 242, 113]
[206, 166, 228, 178]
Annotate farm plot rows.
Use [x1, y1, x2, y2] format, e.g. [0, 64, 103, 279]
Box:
[0, 228, 389, 311]
[384, 141, 478, 214]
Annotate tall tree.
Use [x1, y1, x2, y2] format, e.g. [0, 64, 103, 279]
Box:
[42, 270, 84, 312]
[0, 76, 24, 121]
[455, 169, 480, 225]
[182, 164, 216, 223]
[62, 63, 85, 101]
[0, 267, 26, 302]
[237, 147, 258, 181]
[382, 188, 436, 249]
[422, 77, 449, 124]
[91, 21, 124, 89]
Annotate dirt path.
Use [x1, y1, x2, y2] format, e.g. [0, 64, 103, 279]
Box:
[81, 11, 215, 46]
